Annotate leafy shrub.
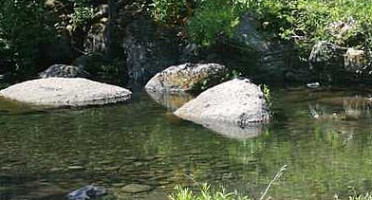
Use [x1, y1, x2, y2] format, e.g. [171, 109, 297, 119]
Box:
[245, 0, 372, 51]
[187, 0, 241, 46]
[151, 0, 188, 23]
[176, 0, 372, 52]
[71, 0, 94, 30]
[0, 0, 56, 78]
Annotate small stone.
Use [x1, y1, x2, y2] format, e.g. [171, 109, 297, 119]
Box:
[104, 166, 120, 171]
[133, 162, 143, 167]
[112, 183, 126, 188]
[121, 184, 152, 193]
[67, 166, 85, 170]
[306, 82, 320, 89]
[98, 160, 113, 165]
[50, 167, 63, 172]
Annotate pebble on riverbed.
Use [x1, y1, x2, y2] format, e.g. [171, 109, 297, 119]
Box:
[121, 184, 152, 193]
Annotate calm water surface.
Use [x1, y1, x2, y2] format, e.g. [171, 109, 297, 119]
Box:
[1, 87, 372, 200]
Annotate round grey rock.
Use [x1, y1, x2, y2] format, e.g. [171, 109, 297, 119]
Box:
[174, 78, 269, 127]
[121, 184, 152, 193]
[0, 78, 131, 107]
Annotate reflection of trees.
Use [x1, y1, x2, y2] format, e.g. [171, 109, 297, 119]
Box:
[230, 88, 372, 199]
[2, 90, 372, 199]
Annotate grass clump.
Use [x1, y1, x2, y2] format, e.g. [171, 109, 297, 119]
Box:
[348, 193, 372, 200]
[168, 184, 250, 200]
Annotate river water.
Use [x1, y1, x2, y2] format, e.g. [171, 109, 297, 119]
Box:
[1, 86, 372, 200]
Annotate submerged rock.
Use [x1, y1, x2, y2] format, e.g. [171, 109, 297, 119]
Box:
[146, 91, 194, 111]
[174, 78, 269, 127]
[39, 64, 90, 78]
[67, 185, 106, 200]
[145, 63, 227, 93]
[0, 78, 131, 107]
[121, 184, 152, 193]
[202, 121, 263, 140]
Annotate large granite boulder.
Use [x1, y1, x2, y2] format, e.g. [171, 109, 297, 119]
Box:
[39, 64, 90, 78]
[145, 63, 227, 93]
[174, 78, 269, 127]
[0, 78, 131, 107]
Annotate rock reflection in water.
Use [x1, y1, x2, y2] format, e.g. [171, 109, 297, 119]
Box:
[0, 96, 40, 114]
[309, 96, 372, 120]
[146, 91, 194, 111]
[202, 121, 262, 140]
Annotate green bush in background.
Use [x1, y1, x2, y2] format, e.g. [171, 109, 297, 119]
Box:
[151, 0, 372, 53]
[0, 0, 56, 77]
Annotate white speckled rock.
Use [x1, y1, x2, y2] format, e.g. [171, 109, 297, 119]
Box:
[145, 63, 227, 93]
[174, 78, 269, 127]
[0, 78, 131, 107]
[39, 64, 89, 78]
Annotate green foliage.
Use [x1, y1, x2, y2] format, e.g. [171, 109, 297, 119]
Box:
[262, 84, 271, 104]
[168, 184, 250, 200]
[151, 0, 188, 23]
[241, 0, 372, 51]
[152, 0, 372, 52]
[187, 0, 241, 46]
[71, 0, 93, 30]
[0, 0, 56, 77]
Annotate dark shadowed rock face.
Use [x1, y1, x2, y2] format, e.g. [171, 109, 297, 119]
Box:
[84, 22, 107, 53]
[122, 18, 180, 84]
[226, 12, 299, 82]
[39, 64, 90, 78]
[174, 78, 269, 128]
[145, 63, 227, 93]
[309, 41, 372, 81]
[0, 78, 131, 107]
[309, 41, 347, 72]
